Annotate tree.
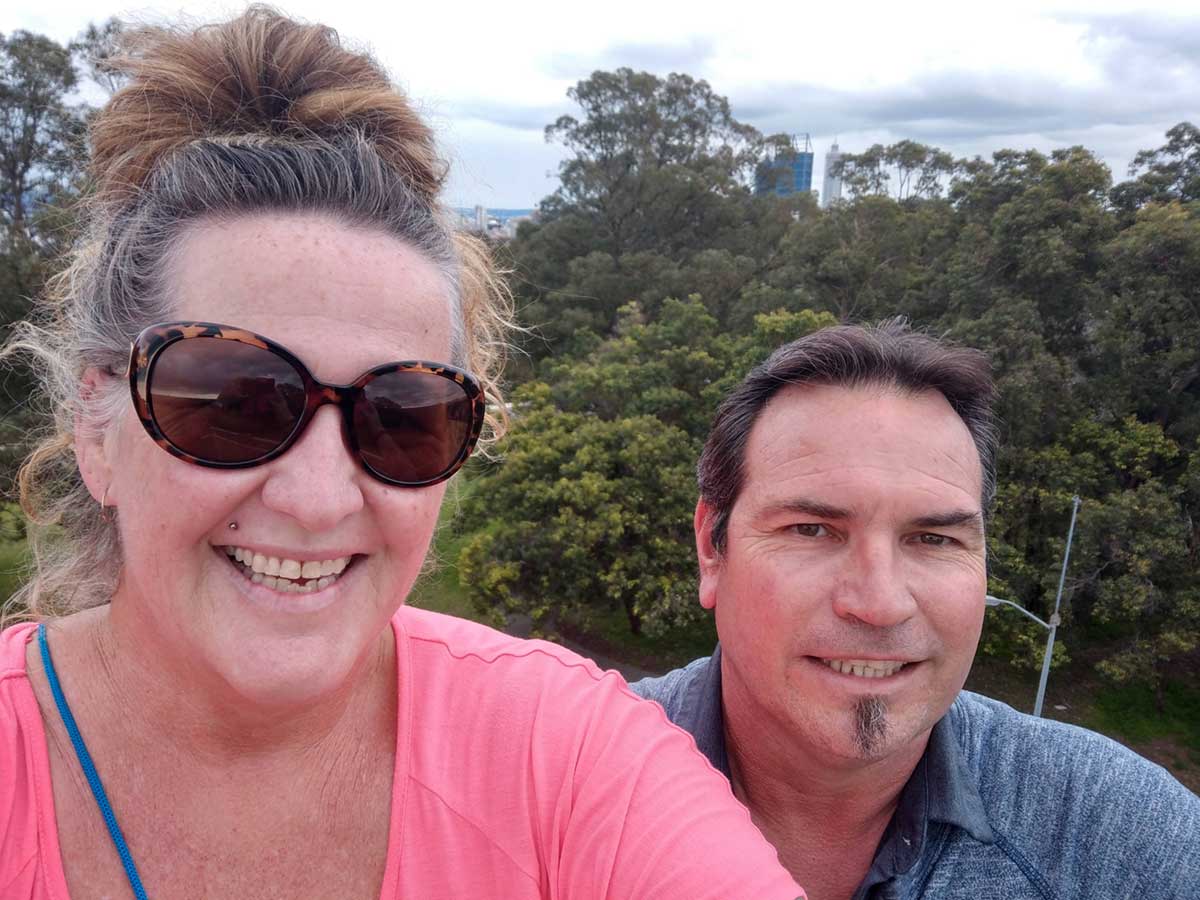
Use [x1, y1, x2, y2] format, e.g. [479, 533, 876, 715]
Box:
[1111, 122, 1200, 212]
[0, 31, 82, 249]
[467, 94, 1200, 718]
[544, 68, 762, 258]
[1090, 201, 1200, 442]
[70, 18, 125, 97]
[458, 384, 701, 638]
[833, 140, 955, 202]
[0, 25, 114, 483]
[508, 69, 798, 359]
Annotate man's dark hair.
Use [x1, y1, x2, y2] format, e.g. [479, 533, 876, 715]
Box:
[698, 319, 998, 553]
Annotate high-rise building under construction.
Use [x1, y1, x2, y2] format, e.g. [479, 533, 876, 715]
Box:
[755, 134, 814, 197]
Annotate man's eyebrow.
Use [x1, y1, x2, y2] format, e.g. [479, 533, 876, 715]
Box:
[910, 509, 985, 531]
[760, 497, 854, 520]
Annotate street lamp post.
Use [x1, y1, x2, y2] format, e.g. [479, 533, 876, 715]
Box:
[985, 494, 1081, 718]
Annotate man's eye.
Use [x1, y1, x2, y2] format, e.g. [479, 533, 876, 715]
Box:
[918, 533, 952, 546]
[791, 524, 828, 538]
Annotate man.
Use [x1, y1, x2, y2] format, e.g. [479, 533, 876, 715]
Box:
[630, 321, 1199, 900]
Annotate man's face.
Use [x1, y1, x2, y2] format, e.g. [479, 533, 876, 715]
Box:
[700, 383, 987, 764]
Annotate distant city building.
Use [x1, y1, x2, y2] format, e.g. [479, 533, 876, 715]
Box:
[503, 214, 535, 238]
[453, 206, 539, 237]
[822, 141, 844, 209]
[755, 134, 814, 197]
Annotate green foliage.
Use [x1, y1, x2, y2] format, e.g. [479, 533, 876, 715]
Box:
[0, 30, 82, 243]
[0, 502, 28, 615]
[1, 26, 106, 474]
[0, 500, 25, 542]
[458, 383, 701, 637]
[977, 604, 1069, 673]
[492, 99, 1200, 697]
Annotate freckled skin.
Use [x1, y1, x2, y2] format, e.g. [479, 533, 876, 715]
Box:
[700, 383, 988, 768]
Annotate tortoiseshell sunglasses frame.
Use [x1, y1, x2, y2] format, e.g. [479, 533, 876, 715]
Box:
[127, 321, 485, 487]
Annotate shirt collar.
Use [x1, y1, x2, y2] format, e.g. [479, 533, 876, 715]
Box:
[685, 643, 731, 778]
[858, 705, 995, 894]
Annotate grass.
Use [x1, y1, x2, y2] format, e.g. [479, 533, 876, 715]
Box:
[1087, 681, 1200, 761]
[406, 480, 493, 625]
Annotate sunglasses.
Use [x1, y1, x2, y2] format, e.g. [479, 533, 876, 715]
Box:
[127, 322, 484, 487]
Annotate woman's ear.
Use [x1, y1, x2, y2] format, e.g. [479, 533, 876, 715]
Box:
[75, 368, 117, 508]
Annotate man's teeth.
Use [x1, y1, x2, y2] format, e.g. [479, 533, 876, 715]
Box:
[822, 658, 907, 678]
[224, 546, 351, 594]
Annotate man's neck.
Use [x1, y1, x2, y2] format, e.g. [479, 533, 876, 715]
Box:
[722, 694, 929, 900]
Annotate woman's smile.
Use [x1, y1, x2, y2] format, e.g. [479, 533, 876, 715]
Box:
[221, 544, 355, 594]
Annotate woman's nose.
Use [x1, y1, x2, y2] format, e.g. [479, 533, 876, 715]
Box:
[259, 406, 365, 531]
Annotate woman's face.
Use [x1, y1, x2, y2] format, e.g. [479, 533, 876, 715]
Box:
[93, 212, 455, 708]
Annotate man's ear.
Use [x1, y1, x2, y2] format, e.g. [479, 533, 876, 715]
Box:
[74, 368, 116, 508]
[695, 498, 723, 611]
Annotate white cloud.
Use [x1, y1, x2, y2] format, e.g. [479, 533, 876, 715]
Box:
[4, 0, 1198, 205]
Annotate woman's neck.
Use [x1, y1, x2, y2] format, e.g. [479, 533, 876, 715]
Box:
[42, 602, 396, 767]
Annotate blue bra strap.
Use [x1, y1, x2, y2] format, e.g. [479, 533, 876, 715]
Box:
[38, 623, 150, 900]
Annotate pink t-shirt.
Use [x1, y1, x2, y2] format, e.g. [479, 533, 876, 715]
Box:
[1, 607, 803, 899]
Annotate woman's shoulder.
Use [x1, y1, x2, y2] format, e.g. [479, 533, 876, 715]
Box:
[395, 605, 654, 755]
[0, 620, 38, 679]
[396, 606, 609, 681]
[0, 621, 57, 897]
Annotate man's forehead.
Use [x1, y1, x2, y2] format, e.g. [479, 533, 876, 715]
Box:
[741, 383, 984, 507]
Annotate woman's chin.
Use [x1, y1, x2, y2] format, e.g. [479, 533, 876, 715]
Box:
[214, 631, 380, 713]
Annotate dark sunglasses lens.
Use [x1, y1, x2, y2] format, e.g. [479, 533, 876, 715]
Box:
[354, 371, 474, 484]
[149, 338, 306, 463]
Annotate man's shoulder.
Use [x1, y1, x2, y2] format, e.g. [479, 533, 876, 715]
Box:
[949, 689, 1188, 793]
[944, 691, 1199, 891]
[627, 654, 714, 722]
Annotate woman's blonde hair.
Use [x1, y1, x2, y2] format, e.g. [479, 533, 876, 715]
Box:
[4, 6, 513, 621]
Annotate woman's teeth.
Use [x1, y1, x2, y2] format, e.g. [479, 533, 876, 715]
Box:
[223, 546, 351, 594]
[821, 658, 907, 679]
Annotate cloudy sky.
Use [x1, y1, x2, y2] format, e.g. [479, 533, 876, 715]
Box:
[6, 0, 1199, 208]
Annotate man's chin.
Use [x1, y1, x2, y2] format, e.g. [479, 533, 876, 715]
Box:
[794, 699, 933, 765]
[853, 695, 889, 755]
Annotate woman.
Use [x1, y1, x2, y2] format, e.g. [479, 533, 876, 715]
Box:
[0, 8, 803, 900]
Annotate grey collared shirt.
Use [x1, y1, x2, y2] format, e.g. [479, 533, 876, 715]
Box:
[630, 647, 1200, 899]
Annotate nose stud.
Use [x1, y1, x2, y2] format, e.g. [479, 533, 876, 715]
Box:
[228, 521, 238, 531]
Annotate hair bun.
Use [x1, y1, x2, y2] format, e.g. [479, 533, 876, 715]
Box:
[90, 5, 445, 205]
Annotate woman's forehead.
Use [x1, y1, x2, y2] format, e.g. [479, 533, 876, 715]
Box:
[165, 213, 455, 366]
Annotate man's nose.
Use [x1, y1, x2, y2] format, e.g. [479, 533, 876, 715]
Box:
[830, 537, 919, 628]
